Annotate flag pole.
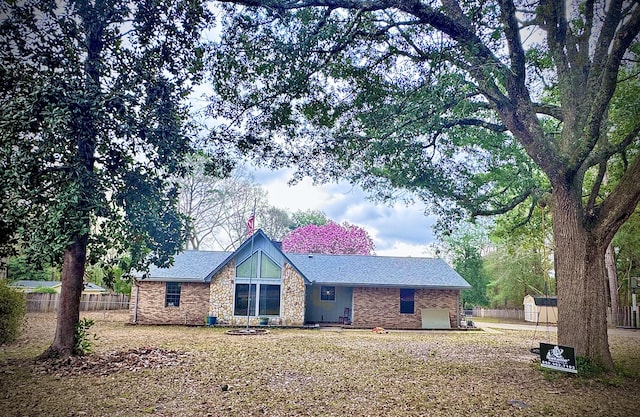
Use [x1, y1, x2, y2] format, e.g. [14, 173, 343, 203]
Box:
[246, 200, 256, 330]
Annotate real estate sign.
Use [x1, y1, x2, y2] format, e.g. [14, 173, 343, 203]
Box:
[539, 343, 577, 374]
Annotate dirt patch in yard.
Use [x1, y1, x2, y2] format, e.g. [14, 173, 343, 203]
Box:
[0, 313, 638, 417]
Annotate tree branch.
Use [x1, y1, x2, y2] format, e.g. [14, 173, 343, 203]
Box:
[596, 152, 640, 244]
[579, 2, 640, 167]
[441, 118, 507, 132]
[532, 103, 563, 121]
[584, 119, 640, 170]
[469, 188, 533, 217]
[497, 0, 526, 87]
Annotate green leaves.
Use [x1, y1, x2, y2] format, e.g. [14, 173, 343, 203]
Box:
[74, 318, 98, 355]
[0, 0, 213, 271]
[208, 3, 543, 230]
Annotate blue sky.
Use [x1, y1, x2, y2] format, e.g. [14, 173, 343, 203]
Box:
[250, 166, 438, 257]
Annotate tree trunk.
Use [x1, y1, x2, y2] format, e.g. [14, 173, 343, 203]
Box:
[40, 234, 88, 359]
[552, 186, 613, 369]
[38, 5, 102, 359]
[605, 243, 619, 327]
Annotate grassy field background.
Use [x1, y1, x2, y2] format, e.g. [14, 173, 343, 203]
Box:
[1, 312, 638, 416]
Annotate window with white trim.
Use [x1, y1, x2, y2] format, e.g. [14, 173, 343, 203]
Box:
[165, 282, 181, 307]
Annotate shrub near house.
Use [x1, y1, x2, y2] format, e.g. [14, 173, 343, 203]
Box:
[0, 280, 26, 343]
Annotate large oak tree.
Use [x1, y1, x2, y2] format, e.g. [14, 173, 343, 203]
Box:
[209, 0, 640, 368]
[0, 0, 212, 357]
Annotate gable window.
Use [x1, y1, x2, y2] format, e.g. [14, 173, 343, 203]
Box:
[320, 285, 336, 301]
[400, 288, 415, 314]
[234, 251, 282, 316]
[165, 282, 182, 307]
[236, 254, 258, 278]
[260, 253, 280, 278]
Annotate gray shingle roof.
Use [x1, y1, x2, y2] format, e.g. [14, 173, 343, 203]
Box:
[134, 233, 470, 290]
[9, 280, 61, 289]
[140, 251, 233, 282]
[285, 253, 470, 289]
[9, 280, 107, 292]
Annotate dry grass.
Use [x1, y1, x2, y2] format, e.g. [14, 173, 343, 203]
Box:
[1, 312, 639, 417]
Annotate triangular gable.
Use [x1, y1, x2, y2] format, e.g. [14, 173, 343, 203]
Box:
[204, 229, 311, 284]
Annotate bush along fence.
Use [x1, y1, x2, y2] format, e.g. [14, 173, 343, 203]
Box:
[25, 293, 130, 313]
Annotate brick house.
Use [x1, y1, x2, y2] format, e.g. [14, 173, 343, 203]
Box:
[130, 230, 470, 329]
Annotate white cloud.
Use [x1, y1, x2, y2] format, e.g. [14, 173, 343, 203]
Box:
[251, 167, 439, 257]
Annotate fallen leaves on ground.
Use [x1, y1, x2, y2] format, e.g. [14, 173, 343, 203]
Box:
[33, 347, 196, 377]
[0, 312, 638, 417]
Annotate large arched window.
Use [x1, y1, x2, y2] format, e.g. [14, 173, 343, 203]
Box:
[234, 251, 282, 316]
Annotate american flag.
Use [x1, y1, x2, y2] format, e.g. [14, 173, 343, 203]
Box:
[247, 213, 255, 237]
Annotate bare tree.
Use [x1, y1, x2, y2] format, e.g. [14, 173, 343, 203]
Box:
[178, 155, 297, 249]
[178, 153, 228, 250]
[260, 206, 293, 241]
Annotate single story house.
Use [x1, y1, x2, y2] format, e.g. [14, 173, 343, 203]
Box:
[131, 230, 471, 329]
[9, 280, 107, 294]
[523, 294, 558, 324]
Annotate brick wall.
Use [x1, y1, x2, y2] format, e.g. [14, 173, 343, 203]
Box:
[352, 287, 460, 329]
[130, 281, 209, 325]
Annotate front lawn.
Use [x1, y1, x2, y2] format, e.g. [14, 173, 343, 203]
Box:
[0, 313, 638, 416]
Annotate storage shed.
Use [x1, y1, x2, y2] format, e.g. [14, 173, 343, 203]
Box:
[523, 295, 558, 324]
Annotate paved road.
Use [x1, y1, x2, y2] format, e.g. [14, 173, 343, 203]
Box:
[473, 321, 640, 339]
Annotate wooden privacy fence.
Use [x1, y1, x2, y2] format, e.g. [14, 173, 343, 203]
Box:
[612, 306, 640, 328]
[25, 293, 129, 313]
[471, 307, 525, 321]
[469, 307, 640, 328]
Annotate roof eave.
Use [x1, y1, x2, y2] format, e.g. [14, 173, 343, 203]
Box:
[306, 282, 471, 290]
[137, 277, 207, 283]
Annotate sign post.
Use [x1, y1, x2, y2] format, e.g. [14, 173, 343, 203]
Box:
[632, 277, 638, 329]
[540, 343, 577, 374]
[633, 290, 637, 329]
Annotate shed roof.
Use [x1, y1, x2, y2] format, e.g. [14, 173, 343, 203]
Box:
[83, 282, 107, 292]
[8, 280, 107, 292]
[9, 280, 61, 289]
[533, 296, 557, 306]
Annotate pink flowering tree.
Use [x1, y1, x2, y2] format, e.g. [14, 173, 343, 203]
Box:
[282, 221, 375, 255]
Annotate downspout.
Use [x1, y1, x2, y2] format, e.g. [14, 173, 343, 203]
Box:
[456, 290, 461, 328]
